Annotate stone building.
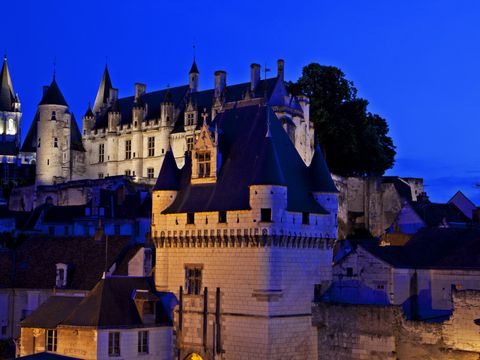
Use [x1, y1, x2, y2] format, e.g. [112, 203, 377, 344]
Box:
[81, 59, 313, 183]
[0, 57, 35, 186]
[19, 276, 173, 360]
[151, 103, 338, 359]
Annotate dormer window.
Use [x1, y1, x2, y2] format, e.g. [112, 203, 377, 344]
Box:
[55, 263, 68, 288]
[218, 211, 227, 223]
[186, 112, 195, 126]
[186, 137, 194, 154]
[197, 151, 211, 178]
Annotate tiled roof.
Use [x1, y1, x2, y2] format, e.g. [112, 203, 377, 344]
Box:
[0, 235, 133, 290]
[360, 227, 480, 269]
[412, 201, 470, 227]
[93, 66, 113, 113]
[20, 112, 38, 153]
[251, 134, 286, 186]
[310, 143, 338, 193]
[162, 105, 330, 214]
[60, 276, 172, 327]
[153, 148, 180, 191]
[70, 114, 85, 152]
[20, 296, 83, 328]
[39, 78, 68, 106]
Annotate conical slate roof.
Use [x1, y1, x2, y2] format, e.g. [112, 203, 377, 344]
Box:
[39, 78, 68, 106]
[0, 57, 15, 111]
[93, 65, 113, 113]
[189, 60, 199, 74]
[84, 103, 94, 118]
[153, 148, 180, 191]
[163, 88, 172, 103]
[309, 142, 338, 193]
[251, 130, 286, 186]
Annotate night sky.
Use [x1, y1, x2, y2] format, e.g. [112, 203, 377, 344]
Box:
[3, 0, 480, 203]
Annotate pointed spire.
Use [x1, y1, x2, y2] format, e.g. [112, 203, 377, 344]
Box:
[84, 102, 94, 118]
[93, 65, 113, 113]
[163, 88, 173, 104]
[0, 55, 16, 111]
[153, 147, 180, 191]
[39, 77, 68, 106]
[309, 142, 338, 193]
[189, 60, 199, 74]
[252, 127, 286, 186]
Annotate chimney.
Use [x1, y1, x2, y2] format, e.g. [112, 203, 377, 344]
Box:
[277, 59, 285, 81]
[214, 71, 226, 98]
[134, 83, 146, 102]
[250, 64, 260, 92]
[43, 85, 49, 96]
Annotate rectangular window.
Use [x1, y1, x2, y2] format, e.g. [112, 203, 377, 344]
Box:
[260, 208, 272, 222]
[186, 137, 194, 154]
[187, 212, 195, 225]
[185, 265, 202, 295]
[218, 211, 227, 223]
[125, 140, 132, 160]
[53, 138, 58, 148]
[125, 170, 131, 177]
[98, 173, 104, 179]
[108, 332, 120, 357]
[46, 329, 57, 352]
[147, 168, 155, 179]
[197, 151, 211, 178]
[148, 137, 155, 157]
[99, 143, 105, 163]
[302, 212, 310, 225]
[138, 330, 149, 354]
[186, 113, 195, 126]
[38, 138, 41, 148]
[346, 267, 353, 277]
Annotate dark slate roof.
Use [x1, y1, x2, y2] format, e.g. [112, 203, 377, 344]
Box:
[70, 114, 85, 152]
[61, 276, 171, 328]
[162, 105, 328, 214]
[42, 204, 86, 223]
[17, 353, 81, 360]
[153, 148, 180, 191]
[251, 133, 286, 186]
[412, 201, 470, 227]
[360, 227, 480, 269]
[381, 176, 414, 202]
[93, 66, 113, 113]
[20, 112, 38, 152]
[0, 235, 133, 290]
[84, 103, 94, 118]
[21, 296, 83, 328]
[310, 143, 338, 193]
[92, 77, 279, 130]
[189, 60, 199, 74]
[0, 57, 15, 112]
[39, 78, 68, 106]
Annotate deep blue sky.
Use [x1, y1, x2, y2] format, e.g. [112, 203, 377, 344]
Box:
[3, 0, 480, 203]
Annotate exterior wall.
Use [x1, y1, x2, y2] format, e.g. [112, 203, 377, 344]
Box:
[330, 246, 480, 318]
[96, 327, 172, 360]
[156, 243, 332, 359]
[313, 290, 480, 360]
[56, 328, 97, 359]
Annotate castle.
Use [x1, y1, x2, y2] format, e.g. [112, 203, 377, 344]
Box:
[19, 59, 314, 188]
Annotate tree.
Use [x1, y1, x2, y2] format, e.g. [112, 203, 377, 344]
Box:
[287, 63, 396, 176]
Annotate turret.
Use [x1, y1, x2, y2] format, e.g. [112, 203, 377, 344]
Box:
[108, 99, 121, 132]
[249, 122, 287, 222]
[250, 63, 260, 92]
[309, 142, 339, 227]
[93, 65, 113, 114]
[132, 83, 146, 128]
[82, 103, 95, 135]
[189, 60, 199, 93]
[36, 76, 71, 185]
[0, 56, 22, 146]
[160, 89, 174, 127]
[152, 147, 180, 214]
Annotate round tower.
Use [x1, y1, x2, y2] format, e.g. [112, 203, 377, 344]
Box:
[35, 77, 70, 186]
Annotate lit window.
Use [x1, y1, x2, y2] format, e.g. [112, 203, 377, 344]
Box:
[46, 329, 57, 352]
[186, 137, 194, 154]
[138, 331, 149, 354]
[125, 140, 132, 160]
[108, 332, 120, 357]
[260, 208, 272, 222]
[218, 211, 227, 223]
[148, 137, 155, 157]
[187, 212, 195, 225]
[147, 168, 155, 179]
[186, 112, 195, 126]
[54, 138, 58, 148]
[185, 265, 202, 295]
[197, 151, 211, 178]
[99, 144, 105, 163]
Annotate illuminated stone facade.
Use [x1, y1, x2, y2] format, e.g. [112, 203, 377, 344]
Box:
[152, 103, 338, 359]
